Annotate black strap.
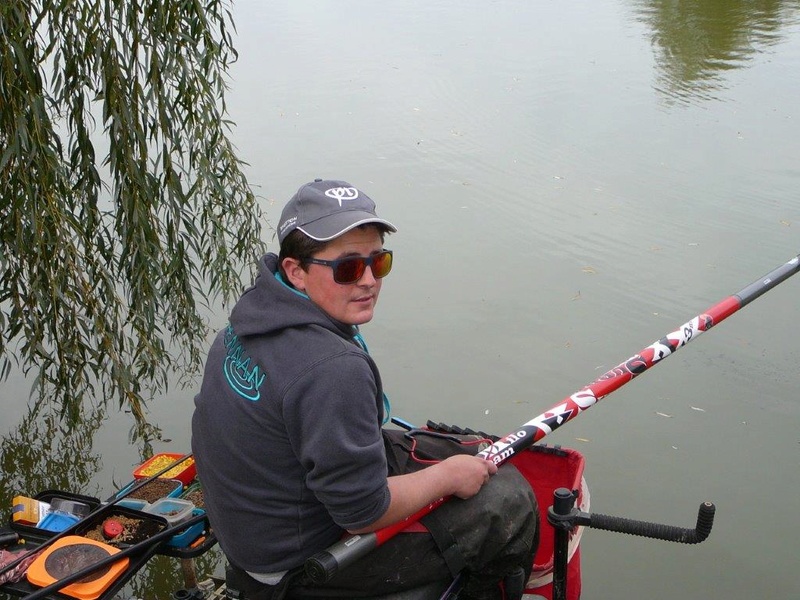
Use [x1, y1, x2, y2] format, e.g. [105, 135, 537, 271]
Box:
[225, 563, 303, 600]
[420, 511, 467, 577]
[272, 569, 304, 600]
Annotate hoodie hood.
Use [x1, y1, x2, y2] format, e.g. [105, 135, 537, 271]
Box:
[229, 253, 356, 341]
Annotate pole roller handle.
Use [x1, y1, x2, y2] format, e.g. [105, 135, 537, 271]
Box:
[305, 533, 379, 584]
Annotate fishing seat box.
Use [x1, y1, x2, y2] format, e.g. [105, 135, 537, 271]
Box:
[510, 445, 586, 600]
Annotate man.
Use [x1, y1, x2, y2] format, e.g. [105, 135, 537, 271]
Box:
[192, 179, 537, 599]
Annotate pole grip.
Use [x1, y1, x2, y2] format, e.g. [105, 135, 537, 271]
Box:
[304, 533, 378, 584]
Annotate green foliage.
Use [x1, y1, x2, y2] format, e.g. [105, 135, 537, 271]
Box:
[0, 0, 266, 428]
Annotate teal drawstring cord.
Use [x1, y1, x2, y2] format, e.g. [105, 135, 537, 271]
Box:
[381, 393, 391, 424]
[353, 330, 391, 424]
[275, 271, 310, 298]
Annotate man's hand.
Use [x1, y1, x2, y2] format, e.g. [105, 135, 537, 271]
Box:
[350, 455, 498, 533]
[434, 454, 498, 499]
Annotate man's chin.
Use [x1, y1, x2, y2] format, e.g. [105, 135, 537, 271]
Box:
[348, 309, 375, 326]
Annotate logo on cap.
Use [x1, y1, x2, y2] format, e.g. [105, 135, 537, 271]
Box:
[324, 187, 359, 206]
[279, 216, 297, 236]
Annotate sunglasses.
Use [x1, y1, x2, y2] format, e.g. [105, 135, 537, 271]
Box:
[305, 250, 393, 284]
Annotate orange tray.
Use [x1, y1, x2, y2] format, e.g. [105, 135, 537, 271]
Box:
[132, 453, 196, 486]
[26, 536, 130, 600]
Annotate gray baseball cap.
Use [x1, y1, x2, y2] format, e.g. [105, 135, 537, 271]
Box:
[277, 179, 397, 244]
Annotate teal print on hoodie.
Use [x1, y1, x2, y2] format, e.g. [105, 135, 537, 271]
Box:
[223, 324, 266, 401]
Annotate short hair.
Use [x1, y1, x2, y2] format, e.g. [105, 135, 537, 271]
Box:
[278, 224, 390, 285]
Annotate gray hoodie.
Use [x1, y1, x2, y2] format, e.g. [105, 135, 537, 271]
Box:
[191, 253, 390, 573]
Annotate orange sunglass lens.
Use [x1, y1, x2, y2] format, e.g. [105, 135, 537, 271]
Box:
[372, 252, 392, 278]
[334, 259, 366, 283]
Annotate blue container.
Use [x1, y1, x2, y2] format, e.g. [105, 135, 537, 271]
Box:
[116, 498, 150, 511]
[36, 511, 80, 533]
[165, 508, 206, 548]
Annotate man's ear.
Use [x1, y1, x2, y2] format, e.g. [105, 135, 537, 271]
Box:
[282, 257, 307, 291]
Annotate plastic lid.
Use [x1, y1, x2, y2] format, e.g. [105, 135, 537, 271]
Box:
[51, 497, 92, 518]
[102, 519, 124, 540]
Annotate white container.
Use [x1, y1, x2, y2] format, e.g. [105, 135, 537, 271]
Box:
[143, 497, 194, 527]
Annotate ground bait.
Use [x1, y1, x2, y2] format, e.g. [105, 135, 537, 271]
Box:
[125, 479, 181, 503]
[82, 514, 164, 546]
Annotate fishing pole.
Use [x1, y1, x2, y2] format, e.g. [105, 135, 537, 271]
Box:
[305, 252, 800, 583]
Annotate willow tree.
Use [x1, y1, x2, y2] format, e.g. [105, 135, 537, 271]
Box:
[0, 1, 266, 431]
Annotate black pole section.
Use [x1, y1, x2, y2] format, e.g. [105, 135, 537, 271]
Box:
[0, 531, 19, 549]
[736, 255, 800, 307]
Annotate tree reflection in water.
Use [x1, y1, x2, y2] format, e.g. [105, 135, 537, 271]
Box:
[0, 404, 104, 509]
[632, 0, 800, 103]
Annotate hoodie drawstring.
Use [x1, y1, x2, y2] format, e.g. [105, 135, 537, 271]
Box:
[353, 330, 391, 424]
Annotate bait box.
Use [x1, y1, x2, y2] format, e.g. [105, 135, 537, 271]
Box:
[73, 506, 168, 548]
[116, 478, 183, 503]
[164, 508, 206, 548]
[132, 453, 196, 486]
[36, 511, 81, 532]
[180, 482, 204, 508]
[143, 498, 194, 527]
[115, 498, 150, 511]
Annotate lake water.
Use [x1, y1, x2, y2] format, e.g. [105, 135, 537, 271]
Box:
[2, 1, 800, 599]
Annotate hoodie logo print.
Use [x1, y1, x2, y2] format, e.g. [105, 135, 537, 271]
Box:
[324, 187, 358, 206]
[222, 325, 266, 401]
